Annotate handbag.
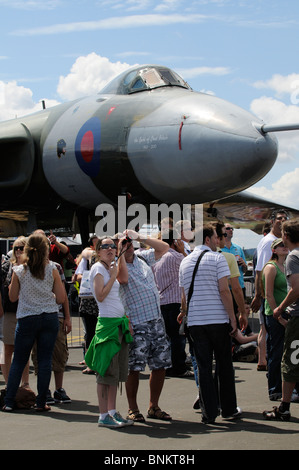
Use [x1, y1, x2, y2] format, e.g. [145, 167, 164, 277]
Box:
[78, 270, 93, 298]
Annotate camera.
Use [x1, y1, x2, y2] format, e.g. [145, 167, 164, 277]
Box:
[121, 236, 132, 245]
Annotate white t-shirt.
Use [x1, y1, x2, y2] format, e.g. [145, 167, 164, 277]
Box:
[256, 233, 277, 271]
[89, 262, 125, 318]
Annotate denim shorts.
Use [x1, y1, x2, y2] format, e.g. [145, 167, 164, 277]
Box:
[128, 317, 171, 371]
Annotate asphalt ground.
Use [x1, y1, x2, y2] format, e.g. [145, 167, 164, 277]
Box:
[1, 343, 299, 454]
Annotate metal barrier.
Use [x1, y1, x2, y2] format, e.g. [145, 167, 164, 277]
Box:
[244, 275, 259, 333]
[244, 275, 255, 299]
[67, 313, 85, 349]
[66, 282, 85, 350]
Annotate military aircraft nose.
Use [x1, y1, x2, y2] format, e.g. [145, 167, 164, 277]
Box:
[127, 92, 278, 203]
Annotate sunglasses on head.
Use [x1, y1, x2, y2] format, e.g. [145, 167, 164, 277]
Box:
[100, 243, 117, 250]
[14, 246, 24, 252]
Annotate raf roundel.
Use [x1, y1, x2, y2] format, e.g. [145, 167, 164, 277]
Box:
[75, 117, 101, 177]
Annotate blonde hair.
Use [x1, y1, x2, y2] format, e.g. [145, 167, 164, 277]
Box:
[10, 236, 27, 265]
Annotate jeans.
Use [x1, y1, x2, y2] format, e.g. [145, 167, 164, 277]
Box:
[161, 303, 187, 375]
[189, 323, 237, 421]
[5, 312, 59, 409]
[265, 314, 285, 396]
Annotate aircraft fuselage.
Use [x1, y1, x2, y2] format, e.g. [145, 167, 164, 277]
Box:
[0, 65, 278, 235]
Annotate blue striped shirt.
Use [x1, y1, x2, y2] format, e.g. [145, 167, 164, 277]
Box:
[179, 245, 230, 326]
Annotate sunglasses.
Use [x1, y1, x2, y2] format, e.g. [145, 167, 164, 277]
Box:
[14, 246, 24, 252]
[225, 227, 234, 231]
[100, 243, 117, 250]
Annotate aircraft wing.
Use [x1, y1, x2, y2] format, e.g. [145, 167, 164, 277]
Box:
[202, 191, 299, 233]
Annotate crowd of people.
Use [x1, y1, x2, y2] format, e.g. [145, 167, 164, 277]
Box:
[0, 212, 299, 426]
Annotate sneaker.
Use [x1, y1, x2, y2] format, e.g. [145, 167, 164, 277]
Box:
[222, 406, 242, 419]
[193, 395, 200, 410]
[263, 406, 290, 421]
[177, 370, 194, 378]
[201, 415, 215, 424]
[269, 392, 282, 401]
[46, 390, 55, 405]
[98, 414, 126, 428]
[54, 388, 71, 404]
[112, 411, 134, 426]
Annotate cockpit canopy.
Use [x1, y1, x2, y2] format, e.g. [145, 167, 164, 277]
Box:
[100, 65, 191, 95]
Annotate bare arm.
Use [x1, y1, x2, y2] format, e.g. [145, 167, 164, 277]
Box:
[61, 285, 72, 334]
[125, 229, 169, 260]
[8, 272, 20, 303]
[116, 240, 129, 285]
[48, 231, 69, 255]
[52, 268, 66, 305]
[251, 270, 262, 312]
[229, 277, 248, 328]
[263, 264, 277, 313]
[218, 276, 237, 334]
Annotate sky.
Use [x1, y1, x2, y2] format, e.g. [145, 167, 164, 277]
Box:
[1, 0, 299, 249]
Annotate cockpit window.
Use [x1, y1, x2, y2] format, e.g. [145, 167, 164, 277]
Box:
[100, 65, 191, 95]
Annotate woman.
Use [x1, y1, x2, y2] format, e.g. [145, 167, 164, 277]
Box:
[262, 238, 289, 401]
[1, 237, 30, 388]
[3, 233, 65, 412]
[85, 237, 133, 428]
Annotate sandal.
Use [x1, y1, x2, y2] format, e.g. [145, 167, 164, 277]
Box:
[82, 368, 95, 375]
[147, 406, 172, 421]
[35, 404, 51, 412]
[127, 408, 145, 422]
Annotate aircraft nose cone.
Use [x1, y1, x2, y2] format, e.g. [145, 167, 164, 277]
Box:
[127, 92, 278, 203]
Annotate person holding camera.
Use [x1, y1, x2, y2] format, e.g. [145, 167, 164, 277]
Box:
[117, 229, 172, 423]
[85, 237, 134, 428]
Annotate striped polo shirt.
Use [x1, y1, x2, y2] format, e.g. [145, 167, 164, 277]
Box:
[179, 245, 230, 326]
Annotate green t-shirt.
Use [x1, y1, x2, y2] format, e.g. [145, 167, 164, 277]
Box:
[262, 261, 287, 316]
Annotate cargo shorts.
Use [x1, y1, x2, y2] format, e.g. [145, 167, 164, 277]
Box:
[128, 317, 172, 371]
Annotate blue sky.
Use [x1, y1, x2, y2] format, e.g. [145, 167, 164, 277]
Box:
[1, 0, 299, 247]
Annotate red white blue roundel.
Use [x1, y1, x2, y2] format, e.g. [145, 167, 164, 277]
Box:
[75, 117, 101, 177]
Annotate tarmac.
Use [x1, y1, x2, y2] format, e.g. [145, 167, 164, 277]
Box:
[1, 342, 299, 453]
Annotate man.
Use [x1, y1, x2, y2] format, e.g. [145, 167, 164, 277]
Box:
[214, 222, 248, 329]
[222, 224, 247, 295]
[117, 229, 172, 423]
[251, 210, 289, 313]
[179, 224, 241, 424]
[34, 229, 70, 271]
[174, 219, 194, 254]
[264, 218, 299, 421]
[152, 230, 191, 377]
